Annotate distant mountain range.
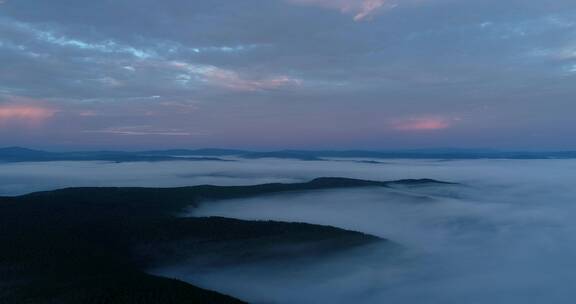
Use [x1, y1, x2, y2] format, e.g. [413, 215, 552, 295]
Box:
[159, 148, 576, 160]
[0, 147, 229, 163]
[2, 146, 576, 162]
[0, 177, 443, 303]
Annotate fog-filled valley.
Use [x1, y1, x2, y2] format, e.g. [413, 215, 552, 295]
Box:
[190, 165, 576, 303]
[2, 158, 576, 303]
[4, 157, 575, 195]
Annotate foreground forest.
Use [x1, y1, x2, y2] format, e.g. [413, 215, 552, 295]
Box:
[0, 177, 439, 303]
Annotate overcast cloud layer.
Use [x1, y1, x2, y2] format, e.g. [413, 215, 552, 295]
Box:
[1, 0, 576, 149]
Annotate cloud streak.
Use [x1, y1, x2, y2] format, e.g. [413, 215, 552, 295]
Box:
[169, 61, 302, 91]
[390, 116, 453, 131]
[84, 126, 207, 136]
[287, 0, 390, 21]
[0, 96, 56, 126]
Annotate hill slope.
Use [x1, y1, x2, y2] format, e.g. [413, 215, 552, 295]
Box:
[0, 177, 425, 303]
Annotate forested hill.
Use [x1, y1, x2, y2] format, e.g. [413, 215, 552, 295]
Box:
[0, 177, 443, 303]
[7, 177, 453, 218]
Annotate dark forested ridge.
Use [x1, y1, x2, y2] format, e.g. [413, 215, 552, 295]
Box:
[0, 177, 444, 303]
[4, 146, 576, 163]
[12, 177, 453, 216]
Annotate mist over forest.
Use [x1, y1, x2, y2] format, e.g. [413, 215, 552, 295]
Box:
[3, 157, 576, 303]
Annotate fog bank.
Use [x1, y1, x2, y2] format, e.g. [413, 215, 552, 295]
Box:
[181, 159, 576, 303]
[5, 158, 576, 303]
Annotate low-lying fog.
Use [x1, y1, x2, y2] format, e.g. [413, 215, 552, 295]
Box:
[187, 181, 576, 303]
[4, 158, 576, 303]
[2, 157, 574, 195]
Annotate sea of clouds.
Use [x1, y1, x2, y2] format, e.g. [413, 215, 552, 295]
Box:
[3, 158, 576, 303]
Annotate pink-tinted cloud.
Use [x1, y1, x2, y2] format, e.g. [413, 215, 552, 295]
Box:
[169, 61, 301, 91]
[203, 68, 301, 91]
[0, 97, 56, 126]
[354, 0, 389, 21]
[287, 0, 389, 21]
[391, 116, 454, 131]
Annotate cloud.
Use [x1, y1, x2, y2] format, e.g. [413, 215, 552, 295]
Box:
[286, 0, 390, 21]
[0, 96, 56, 126]
[354, 0, 390, 21]
[169, 61, 302, 91]
[2, 1, 576, 148]
[84, 126, 208, 136]
[0, 17, 156, 59]
[78, 110, 99, 117]
[0, 17, 294, 97]
[390, 116, 454, 131]
[202, 68, 301, 91]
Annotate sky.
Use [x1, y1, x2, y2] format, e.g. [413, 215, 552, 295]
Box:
[1, 0, 575, 150]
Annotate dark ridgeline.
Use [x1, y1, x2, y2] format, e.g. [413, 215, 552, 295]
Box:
[0, 147, 229, 163]
[2, 146, 576, 163]
[0, 177, 451, 303]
